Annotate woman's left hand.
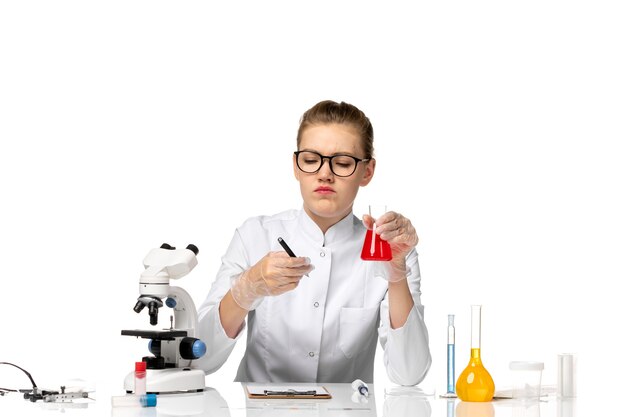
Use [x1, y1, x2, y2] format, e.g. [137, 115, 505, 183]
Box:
[363, 211, 418, 256]
[363, 211, 418, 280]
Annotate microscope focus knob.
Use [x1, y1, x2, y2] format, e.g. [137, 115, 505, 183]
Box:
[179, 337, 206, 360]
[165, 297, 177, 308]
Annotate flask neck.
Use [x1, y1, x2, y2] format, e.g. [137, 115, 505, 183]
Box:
[470, 347, 483, 361]
[470, 305, 482, 349]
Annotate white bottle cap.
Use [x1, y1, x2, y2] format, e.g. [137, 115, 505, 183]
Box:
[509, 361, 544, 371]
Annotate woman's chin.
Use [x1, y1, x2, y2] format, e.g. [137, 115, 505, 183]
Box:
[307, 204, 351, 222]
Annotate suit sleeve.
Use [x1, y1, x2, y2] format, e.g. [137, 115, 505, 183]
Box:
[193, 230, 249, 374]
[377, 249, 432, 385]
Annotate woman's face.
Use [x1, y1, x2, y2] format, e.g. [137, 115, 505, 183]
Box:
[294, 123, 375, 231]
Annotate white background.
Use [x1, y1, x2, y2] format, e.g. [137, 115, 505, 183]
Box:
[1, 0, 624, 414]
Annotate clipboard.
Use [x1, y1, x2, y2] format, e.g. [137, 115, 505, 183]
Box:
[245, 385, 332, 399]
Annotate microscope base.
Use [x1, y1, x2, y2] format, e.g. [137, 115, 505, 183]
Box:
[124, 368, 206, 394]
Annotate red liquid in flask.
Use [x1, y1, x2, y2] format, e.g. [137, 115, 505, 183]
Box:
[360, 229, 392, 261]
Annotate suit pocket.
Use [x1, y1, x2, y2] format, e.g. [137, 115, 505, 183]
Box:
[339, 306, 379, 358]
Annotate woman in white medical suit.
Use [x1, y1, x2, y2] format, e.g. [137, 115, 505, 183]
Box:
[197, 100, 431, 385]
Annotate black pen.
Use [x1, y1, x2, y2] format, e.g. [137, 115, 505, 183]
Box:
[277, 237, 297, 257]
[278, 237, 310, 277]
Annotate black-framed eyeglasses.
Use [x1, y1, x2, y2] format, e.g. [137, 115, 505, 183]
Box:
[294, 150, 371, 177]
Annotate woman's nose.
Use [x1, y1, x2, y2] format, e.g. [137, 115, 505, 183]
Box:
[317, 158, 334, 179]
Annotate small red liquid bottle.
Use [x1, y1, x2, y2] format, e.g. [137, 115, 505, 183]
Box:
[134, 361, 147, 395]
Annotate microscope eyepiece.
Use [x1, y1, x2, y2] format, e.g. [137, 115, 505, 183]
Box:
[186, 244, 199, 255]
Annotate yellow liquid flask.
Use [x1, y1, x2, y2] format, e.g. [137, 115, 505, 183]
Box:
[456, 304, 495, 402]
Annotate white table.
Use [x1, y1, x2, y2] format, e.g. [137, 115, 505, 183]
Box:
[0, 381, 580, 416]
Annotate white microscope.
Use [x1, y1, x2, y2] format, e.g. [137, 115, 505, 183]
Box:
[121, 243, 207, 393]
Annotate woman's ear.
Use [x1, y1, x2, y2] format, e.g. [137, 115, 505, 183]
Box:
[360, 158, 376, 186]
[293, 153, 300, 181]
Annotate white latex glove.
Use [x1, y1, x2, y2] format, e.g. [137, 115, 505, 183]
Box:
[230, 251, 314, 310]
[362, 210, 418, 282]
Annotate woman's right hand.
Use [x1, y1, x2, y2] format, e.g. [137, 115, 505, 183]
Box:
[230, 251, 314, 310]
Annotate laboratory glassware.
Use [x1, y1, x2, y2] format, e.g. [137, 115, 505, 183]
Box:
[557, 353, 577, 397]
[111, 394, 157, 408]
[360, 205, 392, 261]
[509, 361, 544, 399]
[134, 361, 146, 395]
[447, 314, 456, 394]
[456, 305, 495, 402]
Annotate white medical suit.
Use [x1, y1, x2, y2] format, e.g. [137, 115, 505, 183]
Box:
[196, 209, 431, 384]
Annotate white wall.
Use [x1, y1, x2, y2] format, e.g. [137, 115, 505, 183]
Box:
[1, 1, 624, 412]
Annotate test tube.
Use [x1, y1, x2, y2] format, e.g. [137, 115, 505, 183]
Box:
[135, 361, 147, 395]
[111, 394, 157, 408]
[557, 353, 577, 397]
[447, 314, 456, 394]
[369, 206, 377, 256]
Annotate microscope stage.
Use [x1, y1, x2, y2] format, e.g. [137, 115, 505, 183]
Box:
[121, 329, 188, 340]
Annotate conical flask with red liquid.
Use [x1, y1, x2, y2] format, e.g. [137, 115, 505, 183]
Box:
[361, 205, 392, 261]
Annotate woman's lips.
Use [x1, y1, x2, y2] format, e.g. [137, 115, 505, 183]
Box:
[315, 187, 335, 194]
